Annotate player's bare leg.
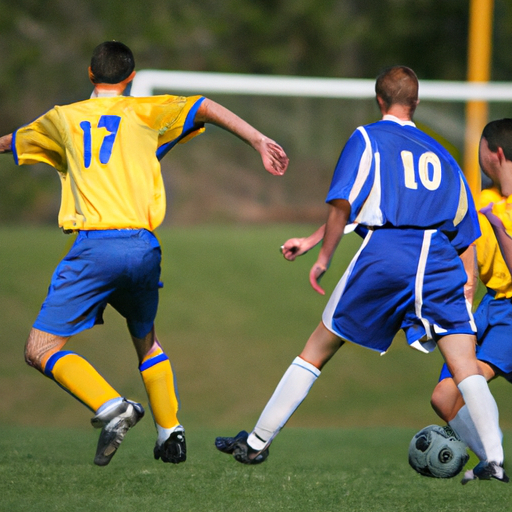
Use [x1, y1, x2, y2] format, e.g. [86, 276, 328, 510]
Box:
[299, 322, 345, 369]
[133, 327, 186, 463]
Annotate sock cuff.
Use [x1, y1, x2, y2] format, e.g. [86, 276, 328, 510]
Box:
[248, 432, 268, 451]
[139, 352, 169, 372]
[292, 356, 321, 378]
[43, 350, 78, 378]
[95, 397, 124, 416]
[457, 374, 487, 394]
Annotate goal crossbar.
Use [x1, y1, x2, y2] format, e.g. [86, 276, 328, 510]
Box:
[131, 69, 512, 102]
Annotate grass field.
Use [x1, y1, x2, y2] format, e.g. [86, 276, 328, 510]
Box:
[0, 225, 511, 511]
[1, 424, 511, 512]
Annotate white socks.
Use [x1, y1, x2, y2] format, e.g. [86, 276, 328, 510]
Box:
[247, 357, 320, 451]
[457, 374, 503, 464]
[156, 424, 184, 446]
[245, 361, 504, 464]
[449, 405, 486, 461]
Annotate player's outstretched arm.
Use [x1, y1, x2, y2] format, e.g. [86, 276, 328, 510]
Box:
[0, 134, 12, 153]
[281, 224, 326, 261]
[194, 99, 289, 176]
[310, 199, 351, 295]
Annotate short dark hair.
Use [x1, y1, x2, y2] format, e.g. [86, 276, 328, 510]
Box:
[90, 41, 135, 84]
[482, 119, 512, 161]
[375, 66, 419, 114]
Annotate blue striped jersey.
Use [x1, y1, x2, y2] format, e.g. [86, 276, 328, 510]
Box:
[326, 116, 480, 252]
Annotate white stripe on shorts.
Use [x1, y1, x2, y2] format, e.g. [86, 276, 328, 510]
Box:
[322, 230, 374, 337]
[415, 229, 435, 340]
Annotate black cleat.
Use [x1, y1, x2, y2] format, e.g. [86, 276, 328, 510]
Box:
[154, 427, 187, 464]
[215, 430, 249, 454]
[461, 461, 510, 484]
[215, 430, 269, 465]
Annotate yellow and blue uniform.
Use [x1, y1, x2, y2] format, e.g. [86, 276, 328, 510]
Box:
[13, 94, 205, 339]
[439, 187, 512, 381]
[11, 93, 205, 431]
[476, 188, 512, 299]
[13, 94, 205, 231]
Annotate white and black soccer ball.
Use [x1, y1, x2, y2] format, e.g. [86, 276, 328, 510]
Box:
[408, 425, 469, 478]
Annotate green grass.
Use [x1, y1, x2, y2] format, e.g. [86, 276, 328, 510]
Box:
[0, 225, 511, 510]
[0, 424, 511, 512]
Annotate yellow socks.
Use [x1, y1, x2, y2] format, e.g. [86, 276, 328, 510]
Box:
[139, 346, 180, 441]
[43, 351, 121, 412]
[43, 346, 181, 444]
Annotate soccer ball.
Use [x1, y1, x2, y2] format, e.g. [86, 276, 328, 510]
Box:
[408, 425, 469, 478]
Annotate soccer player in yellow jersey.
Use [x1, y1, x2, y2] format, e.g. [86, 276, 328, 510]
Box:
[430, 119, 512, 483]
[0, 41, 289, 466]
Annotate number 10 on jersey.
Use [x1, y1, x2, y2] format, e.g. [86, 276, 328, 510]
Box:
[401, 150, 442, 191]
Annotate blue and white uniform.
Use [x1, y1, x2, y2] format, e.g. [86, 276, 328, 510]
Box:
[322, 115, 480, 354]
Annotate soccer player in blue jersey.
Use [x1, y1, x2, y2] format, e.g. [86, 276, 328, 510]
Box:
[429, 119, 512, 483]
[0, 41, 289, 466]
[215, 66, 507, 482]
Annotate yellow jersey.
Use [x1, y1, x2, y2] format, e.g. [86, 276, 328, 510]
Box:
[13, 94, 205, 231]
[476, 187, 512, 298]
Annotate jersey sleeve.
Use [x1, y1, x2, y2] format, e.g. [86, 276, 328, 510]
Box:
[156, 95, 206, 160]
[325, 128, 374, 223]
[12, 109, 67, 172]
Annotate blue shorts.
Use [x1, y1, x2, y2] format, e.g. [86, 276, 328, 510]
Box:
[322, 228, 475, 354]
[33, 229, 162, 338]
[439, 291, 512, 383]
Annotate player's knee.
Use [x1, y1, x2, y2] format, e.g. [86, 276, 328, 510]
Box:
[430, 378, 462, 422]
[24, 328, 68, 373]
[430, 384, 444, 417]
[24, 345, 43, 372]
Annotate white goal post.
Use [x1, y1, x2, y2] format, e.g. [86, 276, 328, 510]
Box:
[131, 69, 512, 102]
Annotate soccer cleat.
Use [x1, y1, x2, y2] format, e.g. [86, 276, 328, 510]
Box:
[215, 430, 269, 465]
[461, 461, 510, 484]
[460, 468, 476, 484]
[154, 426, 187, 464]
[91, 399, 145, 466]
[215, 430, 249, 454]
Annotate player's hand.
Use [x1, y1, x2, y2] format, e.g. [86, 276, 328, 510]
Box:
[309, 262, 328, 295]
[0, 133, 13, 154]
[258, 138, 289, 176]
[479, 202, 494, 217]
[480, 202, 505, 230]
[280, 238, 309, 261]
